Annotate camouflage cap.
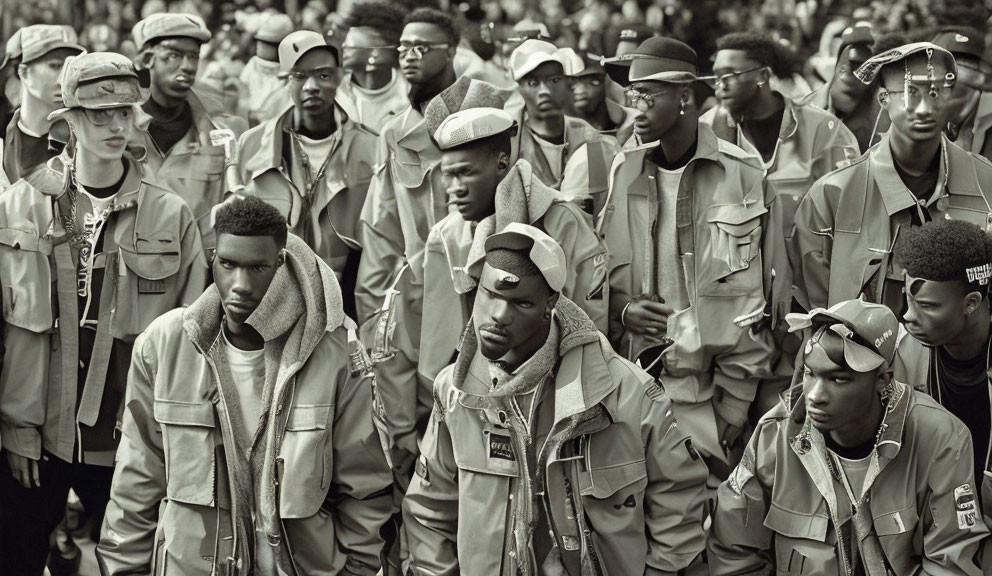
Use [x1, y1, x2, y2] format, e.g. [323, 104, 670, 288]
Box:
[133, 13, 211, 50]
[48, 52, 143, 120]
[2, 25, 83, 69]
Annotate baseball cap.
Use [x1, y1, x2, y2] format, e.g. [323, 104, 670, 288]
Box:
[48, 52, 143, 120]
[837, 22, 874, 57]
[278, 30, 338, 74]
[561, 48, 605, 77]
[854, 41, 956, 85]
[2, 25, 84, 70]
[433, 107, 515, 151]
[133, 13, 211, 50]
[484, 222, 567, 293]
[785, 299, 898, 372]
[932, 29, 985, 61]
[508, 39, 568, 81]
[255, 13, 295, 44]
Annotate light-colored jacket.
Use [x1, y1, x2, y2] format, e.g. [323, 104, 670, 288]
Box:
[403, 298, 711, 575]
[97, 236, 393, 576]
[136, 91, 248, 250]
[710, 381, 988, 576]
[599, 125, 778, 436]
[334, 71, 411, 136]
[0, 153, 207, 463]
[792, 134, 992, 312]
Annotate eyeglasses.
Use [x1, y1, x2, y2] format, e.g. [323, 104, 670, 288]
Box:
[709, 65, 766, 88]
[342, 43, 397, 51]
[884, 81, 955, 109]
[286, 67, 340, 85]
[625, 87, 673, 111]
[82, 107, 132, 126]
[396, 43, 449, 59]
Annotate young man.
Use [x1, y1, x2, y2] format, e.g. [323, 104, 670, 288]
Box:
[933, 29, 992, 161]
[563, 49, 636, 144]
[2, 24, 83, 181]
[353, 7, 459, 323]
[0, 52, 207, 576]
[237, 30, 376, 320]
[505, 39, 618, 210]
[132, 12, 249, 249]
[792, 42, 992, 314]
[893, 220, 992, 517]
[703, 32, 858, 257]
[237, 12, 294, 127]
[335, 0, 410, 135]
[98, 196, 393, 575]
[403, 223, 710, 575]
[797, 22, 886, 153]
[600, 36, 778, 471]
[710, 299, 988, 575]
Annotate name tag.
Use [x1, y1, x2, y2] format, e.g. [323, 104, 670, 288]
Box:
[487, 431, 515, 461]
[138, 279, 167, 294]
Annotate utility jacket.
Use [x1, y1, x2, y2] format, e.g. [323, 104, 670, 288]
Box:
[403, 298, 711, 575]
[238, 106, 376, 314]
[3, 108, 65, 182]
[334, 71, 411, 136]
[598, 125, 778, 448]
[136, 92, 248, 250]
[0, 153, 207, 463]
[792, 134, 992, 312]
[957, 91, 992, 162]
[795, 85, 889, 154]
[97, 236, 393, 576]
[709, 381, 988, 576]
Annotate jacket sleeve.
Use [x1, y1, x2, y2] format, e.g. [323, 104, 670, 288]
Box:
[96, 332, 165, 574]
[549, 204, 609, 333]
[707, 417, 777, 574]
[329, 350, 394, 575]
[791, 182, 834, 311]
[0, 324, 49, 459]
[642, 383, 711, 572]
[354, 138, 405, 324]
[922, 424, 987, 576]
[402, 381, 459, 576]
[176, 204, 209, 306]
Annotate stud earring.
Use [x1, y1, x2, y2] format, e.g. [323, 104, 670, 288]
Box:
[756, 81, 766, 87]
[365, 51, 378, 72]
[679, 100, 686, 116]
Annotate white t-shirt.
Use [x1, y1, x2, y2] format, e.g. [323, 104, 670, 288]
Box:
[656, 166, 687, 313]
[222, 329, 266, 441]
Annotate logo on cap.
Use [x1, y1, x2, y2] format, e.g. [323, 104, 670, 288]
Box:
[966, 263, 992, 285]
[955, 34, 970, 44]
[874, 329, 893, 349]
[620, 29, 637, 39]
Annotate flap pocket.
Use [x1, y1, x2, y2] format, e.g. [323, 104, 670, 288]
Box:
[187, 150, 225, 181]
[120, 247, 181, 281]
[706, 204, 767, 226]
[285, 404, 332, 431]
[154, 400, 216, 427]
[764, 504, 829, 541]
[154, 400, 216, 506]
[873, 505, 918, 536]
[0, 228, 52, 254]
[714, 219, 761, 238]
[579, 460, 648, 499]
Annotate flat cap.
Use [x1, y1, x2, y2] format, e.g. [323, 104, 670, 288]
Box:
[508, 39, 567, 81]
[255, 13, 295, 44]
[133, 13, 211, 49]
[485, 222, 567, 293]
[611, 36, 698, 86]
[424, 76, 516, 141]
[2, 25, 83, 69]
[433, 107, 515, 151]
[278, 30, 338, 74]
[48, 52, 143, 120]
[854, 41, 956, 85]
[932, 29, 985, 61]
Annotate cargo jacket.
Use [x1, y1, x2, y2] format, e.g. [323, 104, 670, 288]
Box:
[0, 153, 207, 463]
[710, 381, 988, 576]
[792, 133, 992, 312]
[403, 297, 711, 575]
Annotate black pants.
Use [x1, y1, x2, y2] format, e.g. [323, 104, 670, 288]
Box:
[0, 450, 113, 576]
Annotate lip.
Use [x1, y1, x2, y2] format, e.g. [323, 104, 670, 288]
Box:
[302, 97, 324, 107]
[226, 301, 255, 315]
[104, 137, 126, 147]
[537, 101, 555, 111]
[173, 76, 192, 88]
[912, 121, 937, 131]
[807, 408, 830, 423]
[479, 326, 511, 346]
[904, 325, 933, 344]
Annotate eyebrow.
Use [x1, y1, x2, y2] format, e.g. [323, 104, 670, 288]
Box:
[441, 162, 473, 173]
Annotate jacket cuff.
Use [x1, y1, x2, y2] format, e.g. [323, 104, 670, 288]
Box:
[0, 422, 41, 460]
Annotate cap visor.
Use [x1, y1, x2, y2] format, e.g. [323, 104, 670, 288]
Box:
[604, 56, 634, 86]
[46, 107, 71, 122]
[841, 337, 886, 372]
[513, 55, 565, 81]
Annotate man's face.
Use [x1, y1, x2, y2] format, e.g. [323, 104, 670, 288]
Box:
[440, 144, 504, 222]
[398, 22, 452, 85]
[19, 48, 80, 108]
[518, 62, 569, 123]
[903, 276, 973, 348]
[630, 80, 683, 143]
[149, 37, 202, 101]
[288, 47, 340, 118]
[879, 54, 954, 145]
[342, 26, 395, 73]
[473, 263, 557, 366]
[213, 234, 282, 331]
[829, 45, 873, 115]
[802, 337, 880, 437]
[71, 106, 134, 162]
[712, 49, 764, 116]
[570, 73, 606, 115]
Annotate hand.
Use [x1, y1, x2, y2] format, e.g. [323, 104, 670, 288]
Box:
[7, 451, 41, 488]
[624, 299, 674, 336]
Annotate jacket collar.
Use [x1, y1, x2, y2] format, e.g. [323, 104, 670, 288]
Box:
[241, 105, 352, 179]
[134, 90, 219, 151]
[395, 107, 436, 153]
[620, 121, 725, 167]
[40, 152, 143, 206]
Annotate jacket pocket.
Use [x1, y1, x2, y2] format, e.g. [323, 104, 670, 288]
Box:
[279, 404, 333, 518]
[154, 400, 217, 507]
[186, 149, 225, 182]
[0, 229, 53, 332]
[763, 504, 834, 576]
[116, 237, 183, 339]
[874, 504, 921, 575]
[704, 205, 766, 295]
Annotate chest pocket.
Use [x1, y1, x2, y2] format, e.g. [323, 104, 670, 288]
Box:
[764, 504, 834, 576]
[448, 403, 520, 478]
[116, 234, 182, 341]
[702, 204, 766, 295]
[578, 459, 648, 501]
[185, 147, 225, 183]
[0, 229, 53, 333]
[873, 504, 921, 576]
[154, 400, 217, 507]
[279, 404, 333, 518]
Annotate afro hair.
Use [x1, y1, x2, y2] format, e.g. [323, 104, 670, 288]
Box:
[403, 7, 460, 46]
[344, 1, 408, 45]
[214, 195, 288, 249]
[716, 32, 780, 69]
[895, 219, 992, 293]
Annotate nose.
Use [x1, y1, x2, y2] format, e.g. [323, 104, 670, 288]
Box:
[446, 175, 466, 197]
[230, 269, 252, 296]
[903, 300, 918, 324]
[401, 49, 419, 63]
[302, 74, 320, 92]
[537, 82, 551, 97]
[914, 93, 937, 117]
[489, 298, 512, 326]
[806, 374, 828, 406]
[180, 55, 197, 73]
[107, 114, 126, 133]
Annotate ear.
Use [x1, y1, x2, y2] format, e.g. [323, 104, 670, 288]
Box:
[964, 290, 984, 315]
[546, 291, 560, 312]
[759, 66, 771, 83]
[16, 63, 27, 82]
[276, 250, 287, 267]
[875, 370, 892, 394]
[875, 87, 889, 108]
[136, 50, 155, 71]
[496, 151, 510, 172]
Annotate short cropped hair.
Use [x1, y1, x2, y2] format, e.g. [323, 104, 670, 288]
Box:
[895, 219, 992, 294]
[214, 195, 288, 249]
[716, 32, 779, 68]
[345, 1, 407, 45]
[403, 8, 460, 46]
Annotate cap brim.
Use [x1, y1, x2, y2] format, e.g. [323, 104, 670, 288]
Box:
[46, 107, 70, 122]
[513, 54, 566, 81]
[604, 55, 634, 86]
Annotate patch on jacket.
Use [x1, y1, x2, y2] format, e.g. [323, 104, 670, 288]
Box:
[645, 379, 667, 403]
[727, 454, 755, 495]
[954, 484, 980, 530]
[137, 279, 167, 294]
[488, 431, 515, 461]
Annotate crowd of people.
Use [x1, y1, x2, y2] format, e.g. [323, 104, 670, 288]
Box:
[1, 0, 992, 575]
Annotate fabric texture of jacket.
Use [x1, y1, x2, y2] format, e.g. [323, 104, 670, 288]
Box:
[402, 297, 711, 575]
[238, 56, 293, 127]
[0, 153, 207, 463]
[709, 380, 989, 576]
[136, 91, 248, 250]
[334, 71, 411, 136]
[3, 108, 64, 182]
[599, 125, 778, 459]
[795, 85, 889, 154]
[237, 105, 376, 311]
[792, 133, 992, 312]
[97, 235, 393, 576]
